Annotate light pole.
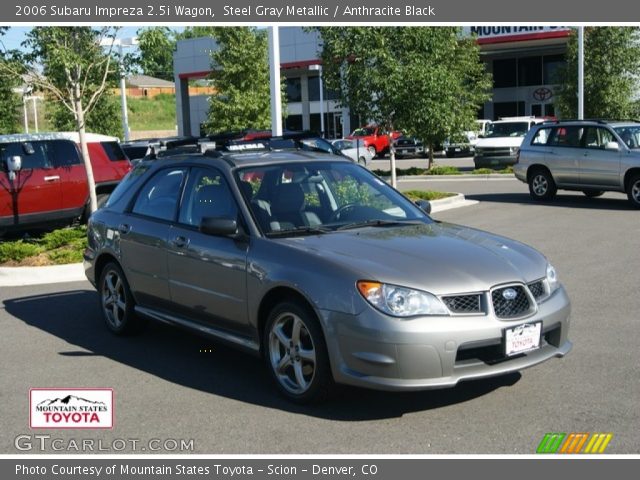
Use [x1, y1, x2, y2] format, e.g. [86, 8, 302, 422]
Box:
[102, 36, 138, 142]
[578, 27, 584, 120]
[309, 64, 325, 138]
[268, 27, 283, 137]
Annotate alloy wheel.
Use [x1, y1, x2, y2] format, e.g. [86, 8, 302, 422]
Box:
[102, 270, 127, 330]
[532, 174, 548, 196]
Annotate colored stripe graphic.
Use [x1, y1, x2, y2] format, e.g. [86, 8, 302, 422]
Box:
[537, 433, 613, 454]
[584, 433, 613, 454]
[537, 433, 566, 453]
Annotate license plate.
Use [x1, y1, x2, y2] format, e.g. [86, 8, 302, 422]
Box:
[504, 322, 542, 356]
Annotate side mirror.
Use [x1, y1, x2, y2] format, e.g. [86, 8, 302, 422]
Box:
[605, 141, 620, 151]
[415, 199, 432, 215]
[200, 217, 239, 237]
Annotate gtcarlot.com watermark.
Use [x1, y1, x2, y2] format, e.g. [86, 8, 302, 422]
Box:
[15, 435, 195, 452]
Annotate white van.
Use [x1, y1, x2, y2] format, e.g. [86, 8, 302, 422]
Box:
[473, 117, 546, 168]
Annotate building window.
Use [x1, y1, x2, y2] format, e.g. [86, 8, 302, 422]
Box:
[285, 77, 302, 102]
[493, 101, 525, 120]
[285, 115, 302, 131]
[518, 56, 543, 86]
[543, 54, 565, 85]
[493, 58, 517, 88]
[308, 76, 339, 102]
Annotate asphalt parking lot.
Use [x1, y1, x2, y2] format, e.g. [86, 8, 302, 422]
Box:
[1, 175, 638, 454]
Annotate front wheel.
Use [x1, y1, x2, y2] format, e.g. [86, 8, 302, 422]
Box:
[627, 174, 640, 208]
[528, 169, 557, 201]
[367, 146, 377, 158]
[358, 156, 367, 166]
[99, 262, 145, 335]
[264, 300, 333, 404]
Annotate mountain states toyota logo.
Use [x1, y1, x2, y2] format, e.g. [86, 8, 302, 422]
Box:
[30, 388, 114, 429]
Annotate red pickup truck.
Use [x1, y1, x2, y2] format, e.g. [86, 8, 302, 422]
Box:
[347, 126, 402, 158]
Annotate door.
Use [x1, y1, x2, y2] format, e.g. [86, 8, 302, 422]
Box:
[580, 127, 622, 187]
[120, 166, 187, 309]
[167, 167, 249, 333]
[0, 141, 62, 226]
[48, 140, 89, 211]
[333, 112, 343, 139]
[546, 126, 584, 186]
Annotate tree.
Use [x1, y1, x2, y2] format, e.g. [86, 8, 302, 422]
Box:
[0, 28, 22, 134]
[47, 93, 122, 138]
[135, 27, 176, 81]
[556, 27, 640, 119]
[316, 27, 491, 184]
[202, 27, 286, 134]
[1, 27, 119, 213]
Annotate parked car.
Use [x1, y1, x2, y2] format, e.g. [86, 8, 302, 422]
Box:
[1, 132, 131, 232]
[393, 136, 426, 158]
[445, 120, 492, 158]
[514, 119, 640, 207]
[474, 117, 546, 168]
[330, 139, 373, 166]
[84, 148, 572, 403]
[347, 125, 402, 159]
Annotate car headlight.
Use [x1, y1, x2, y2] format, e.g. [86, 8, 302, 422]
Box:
[357, 281, 449, 317]
[510, 147, 519, 155]
[546, 263, 559, 294]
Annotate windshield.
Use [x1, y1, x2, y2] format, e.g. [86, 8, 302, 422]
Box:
[351, 127, 375, 137]
[613, 126, 640, 149]
[486, 122, 529, 138]
[235, 161, 430, 236]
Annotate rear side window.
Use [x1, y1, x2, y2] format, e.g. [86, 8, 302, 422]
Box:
[49, 140, 82, 167]
[104, 164, 151, 209]
[131, 168, 186, 221]
[101, 142, 128, 162]
[549, 126, 584, 148]
[531, 128, 552, 145]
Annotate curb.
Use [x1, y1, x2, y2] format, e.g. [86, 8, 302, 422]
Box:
[0, 194, 478, 287]
[380, 174, 514, 181]
[0, 263, 86, 287]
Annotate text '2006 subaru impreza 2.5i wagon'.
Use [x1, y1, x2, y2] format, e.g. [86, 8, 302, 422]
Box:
[84, 147, 572, 403]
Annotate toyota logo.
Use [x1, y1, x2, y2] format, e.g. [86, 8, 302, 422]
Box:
[502, 288, 518, 301]
[533, 87, 553, 102]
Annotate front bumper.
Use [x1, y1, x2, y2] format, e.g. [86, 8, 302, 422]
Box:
[474, 154, 517, 168]
[319, 286, 571, 391]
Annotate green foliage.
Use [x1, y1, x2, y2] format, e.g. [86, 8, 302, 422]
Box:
[47, 93, 122, 137]
[0, 226, 87, 265]
[333, 177, 373, 206]
[39, 226, 87, 250]
[556, 27, 640, 119]
[403, 190, 455, 201]
[316, 27, 491, 165]
[0, 241, 42, 263]
[428, 165, 461, 175]
[202, 28, 286, 134]
[134, 27, 176, 81]
[127, 94, 176, 131]
[472, 166, 513, 174]
[0, 29, 22, 134]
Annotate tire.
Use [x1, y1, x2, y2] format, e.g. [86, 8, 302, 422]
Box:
[626, 174, 640, 208]
[528, 169, 557, 201]
[358, 156, 367, 166]
[98, 262, 145, 335]
[582, 190, 604, 198]
[367, 146, 377, 158]
[80, 194, 110, 223]
[263, 300, 333, 404]
[445, 150, 455, 158]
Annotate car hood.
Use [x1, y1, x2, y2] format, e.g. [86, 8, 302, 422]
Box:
[276, 222, 547, 295]
[475, 137, 525, 148]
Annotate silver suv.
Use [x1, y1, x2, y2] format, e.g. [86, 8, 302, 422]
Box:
[514, 120, 640, 207]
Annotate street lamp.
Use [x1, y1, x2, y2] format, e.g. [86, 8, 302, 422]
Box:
[309, 64, 324, 138]
[102, 36, 138, 142]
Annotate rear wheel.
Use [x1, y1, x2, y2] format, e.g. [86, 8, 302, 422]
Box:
[367, 146, 377, 158]
[528, 169, 557, 201]
[582, 190, 604, 198]
[446, 150, 455, 158]
[99, 262, 145, 335]
[358, 156, 367, 166]
[264, 300, 333, 404]
[627, 174, 640, 208]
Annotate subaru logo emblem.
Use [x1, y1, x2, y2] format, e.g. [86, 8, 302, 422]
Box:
[502, 288, 518, 300]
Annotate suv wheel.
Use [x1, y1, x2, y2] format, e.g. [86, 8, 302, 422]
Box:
[627, 174, 640, 208]
[529, 169, 557, 200]
[583, 190, 604, 198]
[99, 262, 145, 335]
[264, 300, 333, 404]
[367, 146, 377, 158]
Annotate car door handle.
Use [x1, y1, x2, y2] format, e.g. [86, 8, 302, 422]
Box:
[118, 223, 131, 235]
[43, 175, 60, 182]
[172, 236, 190, 248]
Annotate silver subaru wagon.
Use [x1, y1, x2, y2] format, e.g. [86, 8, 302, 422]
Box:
[84, 149, 571, 403]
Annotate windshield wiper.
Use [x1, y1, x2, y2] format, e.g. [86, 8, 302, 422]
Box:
[336, 219, 424, 231]
[266, 225, 332, 238]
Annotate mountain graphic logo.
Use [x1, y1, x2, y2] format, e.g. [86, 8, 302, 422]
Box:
[37, 395, 106, 407]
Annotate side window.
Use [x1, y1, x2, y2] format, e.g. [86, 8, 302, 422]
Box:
[178, 168, 238, 227]
[584, 128, 617, 149]
[16, 141, 51, 170]
[549, 126, 584, 148]
[49, 140, 82, 167]
[531, 128, 552, 145]
[101, 142, 128, 161]
[132, 168, 186, 221]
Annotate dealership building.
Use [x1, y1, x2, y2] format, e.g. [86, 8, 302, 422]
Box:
[173, 26, 572, 138]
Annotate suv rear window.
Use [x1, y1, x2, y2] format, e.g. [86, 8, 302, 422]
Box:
[101, 141, 128, 162]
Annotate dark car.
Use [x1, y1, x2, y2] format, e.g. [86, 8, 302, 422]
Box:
[84, 149, 571, 403]
[393, 136, 427, 158]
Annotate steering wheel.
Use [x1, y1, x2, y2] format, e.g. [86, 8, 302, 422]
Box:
[329, 203, 358, 222]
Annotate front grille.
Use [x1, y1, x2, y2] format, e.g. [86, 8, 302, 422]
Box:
[491, 285, 533, 319]
[442, 294, 482, 314]
[528, 280, 546, 300]
[475, 147, 512, 157]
